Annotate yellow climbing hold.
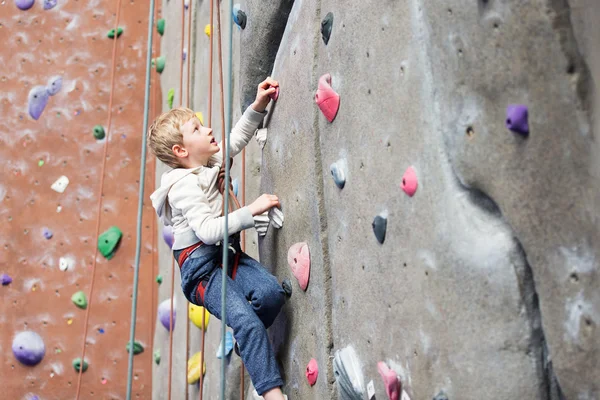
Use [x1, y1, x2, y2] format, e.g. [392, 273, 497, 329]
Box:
[204, 24, 211, 37]
[189, 303, 210, 330]
[187, 351, 206, 384]
[67, 318, 73, 325]
[195, 111, 204, 125]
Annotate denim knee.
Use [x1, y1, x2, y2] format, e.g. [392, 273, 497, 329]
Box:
[253, 283, 285, 316]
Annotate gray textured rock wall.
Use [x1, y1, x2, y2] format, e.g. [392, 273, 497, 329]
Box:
[154, 0, 599, 399]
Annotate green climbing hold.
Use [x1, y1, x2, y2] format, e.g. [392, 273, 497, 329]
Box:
[154, 349, 161, 365]
[72, 358, 89, 373]
[93, 125, 105, 140]
[157, 19, 165, 36]
[107, 27, 124, 39]
[98, 226, 123, 260]
[156, 275, 163, 284]
[38, 159, 44, 167]
[126, 341, 144, 355]
[71, 291, 88, 309]
[154, 56, 166, 74]
[167, 89, 175, 109]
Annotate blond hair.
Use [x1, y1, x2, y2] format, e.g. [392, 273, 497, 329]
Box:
[147, 107, 195, 168]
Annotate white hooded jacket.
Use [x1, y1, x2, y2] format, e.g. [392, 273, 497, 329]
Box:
[150, 107, 265, 250]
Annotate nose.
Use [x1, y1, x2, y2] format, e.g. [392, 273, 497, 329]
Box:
[207, 128, 213, 135]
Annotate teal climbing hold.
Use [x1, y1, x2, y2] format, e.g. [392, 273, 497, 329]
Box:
[126, 341, 144, 355]
[321, 12, 333, 45]
[93, 125, 105, 140]
[71, 291, 88, 309]
[157, 18, 165, 36]
[107, 27, 124, 39]
[167, 89, 175, 109]
[156, 275, 163, 284]
[72, 358, 89, 373]
[98, 226, 122, 260]
[154, 56, 166, 74]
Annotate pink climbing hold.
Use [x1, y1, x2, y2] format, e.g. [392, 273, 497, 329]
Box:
[377, 361, 401, 400]
[306, 358, 318, 386]
[269, 86, 280, 101]
[401, 166, 418, 197]
[287, 242, 310, 291]
[315, 73, 340, 122]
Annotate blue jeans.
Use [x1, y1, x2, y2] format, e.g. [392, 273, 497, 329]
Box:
[174, 241, 286, 395]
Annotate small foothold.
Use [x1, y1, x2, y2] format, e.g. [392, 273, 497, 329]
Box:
[315, 74, 340, 123]
[204, 24, 211, 37]
[321, 12, 333, 45]
[401, 166, 418, 197]
[282, 278, 292, 297]
[269, 86, 280, 101]
[156, 275, 163, 284]
[42, 228, 53, 239]
[71, 291, 88, 309]
[367, 380, 376, 399]
[126, 340, 144, 355]
[506, 104, 529, 135]
[195, 111, 204, 125]
[255, 128, 267, 149]
[269, 206, 284, 229]
[59, 256, 73, 271]
[107, 27, 124, 39]
[162, 225, 174, 248]
[232, 178, 239, 197]
[158, 298, 176, 331]
[287, 242, 310, 291]
[28, 85, 50, 120]
[182, 49, 187, 61]
[189, 303, 210, 330]
[187, 351, 207, 384]
[155, 56, 166, 73]
[372, 214, 387, 244]
[101, 378, 107, 384]
[184, 0, 188, 9]
[378, 362, 401, 400]
[93, 125, 105, 140]
[38, 159, 44, 167]
[306, 358, 319, 386]
[72, 357, 88, 373]
[154, 349, 161, 365]
[254, 212, 269, 237]
[167, 89, 175, 109]
[98, 226, 122, 259]
[432, 391, 449, 400]
[1, 273, 12, 285]
[13, 331, 45, 366]
[216, 331, 234, 359]
[15, 0, 35, 10]
[98, 328, 105, 334]
[51, 175, 69, 193]
[232, 4, 246, 29]
[46, 75, 62, 96]
[156, 18, 165, 36]
[330, 159, 347, 189]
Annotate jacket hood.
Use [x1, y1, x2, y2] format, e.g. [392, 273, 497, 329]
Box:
[150, 166, 201, 226]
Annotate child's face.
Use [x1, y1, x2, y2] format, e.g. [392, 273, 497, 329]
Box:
[178, 116, 220, 166]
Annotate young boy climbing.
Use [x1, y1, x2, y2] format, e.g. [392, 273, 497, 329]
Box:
[148, 77, 288, 400]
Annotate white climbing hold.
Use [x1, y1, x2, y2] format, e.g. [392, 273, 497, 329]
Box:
[255, 128, 267, 149]
[367, 380, 376, 399]
[268, 206, 284, 229]
[254, 211, 269, 237]
[51, 176, 69, 193]
[59, 256, 75, 272]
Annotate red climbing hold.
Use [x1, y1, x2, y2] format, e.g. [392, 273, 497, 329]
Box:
[306, 358, 319, 386]
[377, 362, 401, 400]
[401, 166, 418, 197]
[315, 73, 340, 122]
[287, 242, 310, 291]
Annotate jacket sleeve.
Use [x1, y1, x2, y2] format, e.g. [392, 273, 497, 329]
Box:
[169, 174, 255, 245]
[211, 107, 266, 165]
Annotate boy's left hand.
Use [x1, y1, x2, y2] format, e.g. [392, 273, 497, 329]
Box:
[251, 77, 279, 112]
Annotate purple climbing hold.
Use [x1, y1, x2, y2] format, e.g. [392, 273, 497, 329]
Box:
[43, 228, 53, 239]
[162, 225, 174, 249]
[43, 0, 56, 10]
[12, 331, 46, 366]
[1, 273, 12, 285]
[182, 49, 187, 61]
[158, 298, 176, 331]
[506, 104, 529, 135]
[28, 86, 49, 120]
[46, 75, 62, 96]
[15, 0, 35, 10]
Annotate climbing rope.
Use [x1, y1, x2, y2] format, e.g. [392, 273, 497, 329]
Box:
[124, 0, 156, 396]
[74, 0, 124, 397]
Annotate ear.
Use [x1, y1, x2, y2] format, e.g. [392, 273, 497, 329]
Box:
[172, 144, 188, 159]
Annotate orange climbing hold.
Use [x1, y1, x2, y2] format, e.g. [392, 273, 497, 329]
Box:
[287, 242, 310, 291]
[315, 73, 340, 122]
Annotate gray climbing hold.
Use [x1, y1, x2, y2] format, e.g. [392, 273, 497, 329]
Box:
[15, 0, 35, 11]
[333, 346, 365, 399]
[1, 273, 12, 285]
[282, 278, 292, 297]
[330, 159, 346, 189]
[28, 86, 49, 120]
[13, 331, 45, 366]
[433, 391, 449, 400]
[321, 12, 333, 45]
[46, 76, 62, 96]
[372, 213, 387, 244]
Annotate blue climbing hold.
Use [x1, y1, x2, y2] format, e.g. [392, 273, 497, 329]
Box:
[232, 4, 246, 29]
[506, 104, 529, 135]
[330, 159, 346, 189]
[216, 331, 234, 359]
[232, 178, 239, 197]
[46, 76, 62, 96]
[372, 213, 387, 244]
[98, 328, 105, 334]
[43, 0, 56, 10]
[28, 86, 49, 120]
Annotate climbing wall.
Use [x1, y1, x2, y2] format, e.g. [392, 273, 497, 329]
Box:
[0, 0, 159, 398]
[153, 0, 600, 399]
